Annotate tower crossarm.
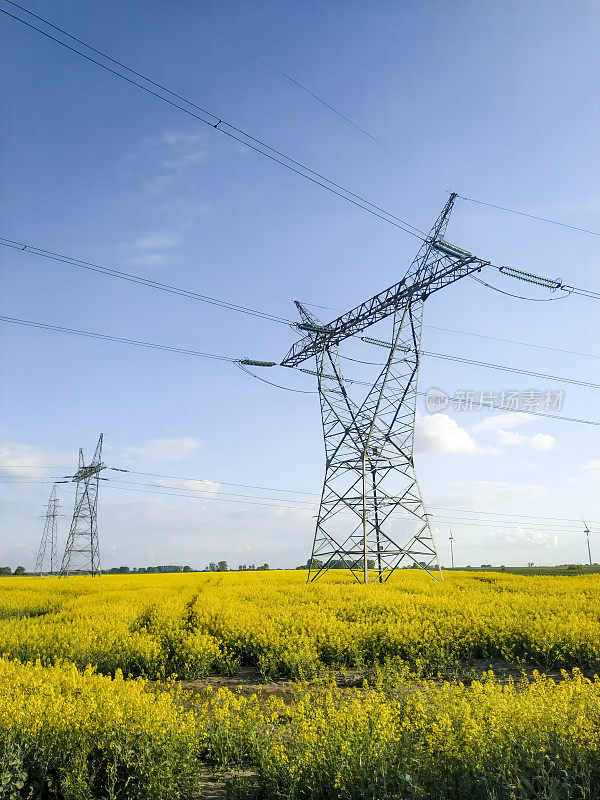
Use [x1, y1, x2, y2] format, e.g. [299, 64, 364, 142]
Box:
[281, 246, 489, 367]
[70, 463, 106, 481]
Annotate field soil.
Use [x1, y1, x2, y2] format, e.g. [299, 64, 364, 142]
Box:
[179, 659, 567, 703]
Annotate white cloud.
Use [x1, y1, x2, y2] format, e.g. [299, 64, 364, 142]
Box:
[496, 430, 555, 450]
[0, 441, 73, 479]
[583, 459, 600, 479]
[490, 527, 558, 549]
[153, 478, 219, 497]
[432, 480, 547, 509]
[119, 228, 183, 267]
[124, 438, 201, 461]
[530, 433, 555, 451]
[471, 412, 532, 433]
[160, 131, 204, 147]
[128, 231, 182, 251]
[157, 130, 208, 168]
[415, 414, 489, 455]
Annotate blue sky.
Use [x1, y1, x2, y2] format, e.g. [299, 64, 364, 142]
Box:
[1, 0, 599, 570]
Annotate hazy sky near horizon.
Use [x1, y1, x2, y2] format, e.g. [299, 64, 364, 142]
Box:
[1, 0, 599, 570]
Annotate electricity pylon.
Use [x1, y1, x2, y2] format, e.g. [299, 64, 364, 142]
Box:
[281, 194, 490, 583]
[34, 484, 60, 576]
[59, 434, 105, 576]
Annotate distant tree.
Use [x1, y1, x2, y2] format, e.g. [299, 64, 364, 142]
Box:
[0, 566, 11, 575]
[117, 566, 130, 574]
[14, 566, 26, 576]
[183, 565, 192, 572]
[307, 558, 323, 569]
[218, 560, 228, 572]
[257, 563, 269, 571]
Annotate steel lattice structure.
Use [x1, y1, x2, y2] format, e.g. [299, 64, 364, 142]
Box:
[35, 484, 60, 576]
[281, 194, 490, 583]
[59, 434, 105, 576]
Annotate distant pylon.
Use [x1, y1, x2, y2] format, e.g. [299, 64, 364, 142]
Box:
[35, 484, 60, 576]
[59, 434, 105, 576]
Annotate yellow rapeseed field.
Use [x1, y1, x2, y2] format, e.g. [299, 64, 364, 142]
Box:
[1, 570, 598, 678]
[0, 570, 598, 799]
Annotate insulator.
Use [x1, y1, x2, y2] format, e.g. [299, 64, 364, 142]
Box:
[237, 359, 277, 367]
[499, 266, 561, 289]
[299, 368, 336, 379]
[361, 336, 410, 353]
[297, 323, 333, 334]
[362, 336, 392, 348]
[433, 240, 472, 258]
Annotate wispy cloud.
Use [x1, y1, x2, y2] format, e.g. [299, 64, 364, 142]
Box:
[471, 412, 532, 433]
[0, 441, 72, 480]
[124, 438, 201, 461]
[158, 131, 208, 169]
[432, 480, 548, 509]
[119, 228, 183, 267]
[128, 231, 182, 250]
[489, 527, 559, 549]
[153, 478, 219, 496]
[583, 459, 600, 479]
[497, 430, 555, 450]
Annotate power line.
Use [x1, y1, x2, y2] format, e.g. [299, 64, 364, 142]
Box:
[0, 3, 426, 240]
[425, 325, 600, 360]
[7, 237, 599, 353]
[4, 4, 597, 250]
[105, 477, 316, 507]
[430, 507, 600, 525]
[3, 467, 598, 527]
[343, 350, 600, 389]
[236, 362, 317, 394]
[2, 314, 599, 424]
[101, 481, 313, 511]
[458, 194, 600, 237]
[0, 315, 236, 362]
[482, 268, 600, 303]
[114, 469, 318, 496]
[470, 273, 570, 302]
[420, 350, 600, 389]
[272, 66, 387, 148]
[0, 238, 292, 325]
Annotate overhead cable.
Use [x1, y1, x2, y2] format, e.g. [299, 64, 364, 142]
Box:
[1, 314, 598, 422]
[0, 315, 235, 362]
[0, 238, 291, 325]
[0, 3, 426, 239]
[458, 194, 600, 237]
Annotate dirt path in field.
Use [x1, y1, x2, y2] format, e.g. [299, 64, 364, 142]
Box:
[179, 660, 568, 702]
[193, 767, 255, 800]
[182, 661, 574, 798]
[179, 664, 365, 701]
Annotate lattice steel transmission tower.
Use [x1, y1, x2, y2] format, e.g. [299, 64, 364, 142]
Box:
[281, 194, 490, 583]
[59, 434, 105, 576]
[34, 484, 60, 576]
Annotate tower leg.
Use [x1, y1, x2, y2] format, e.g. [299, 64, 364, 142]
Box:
[305, 299, 442, 583]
